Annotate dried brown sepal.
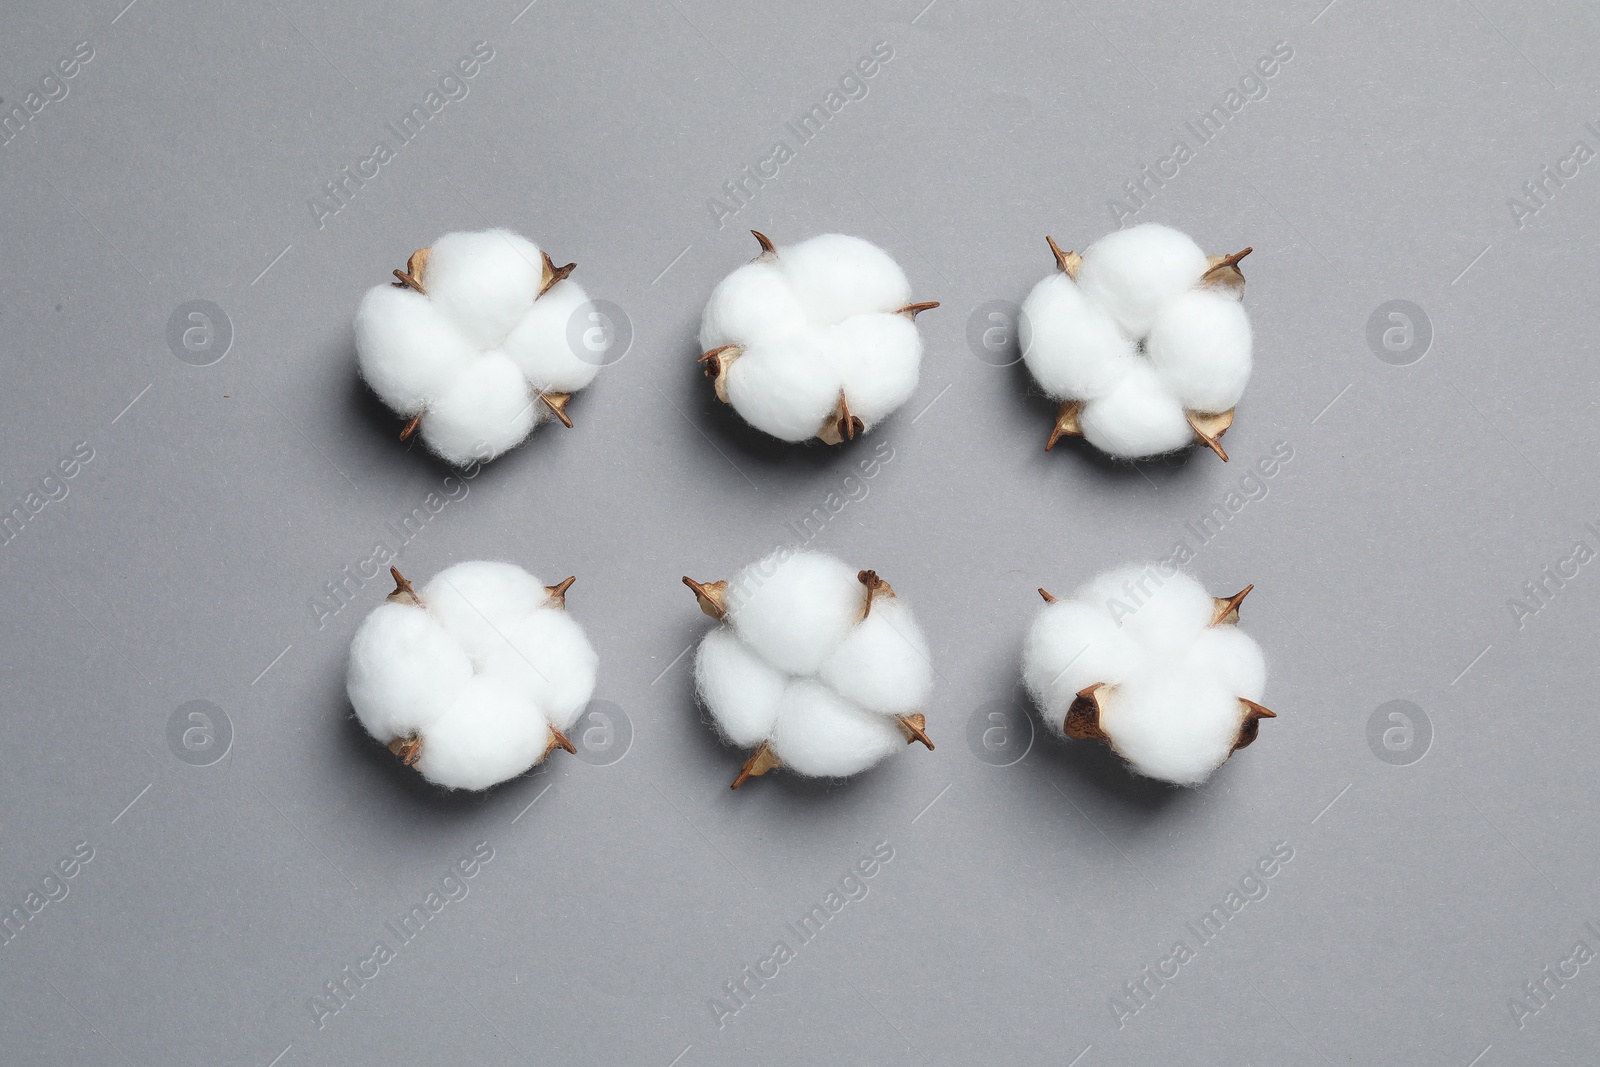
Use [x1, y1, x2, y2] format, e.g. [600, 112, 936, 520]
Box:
[388, 735, 423, 766]
[731, 742, 781, 789]
[1064, 683, 1110, 743]
[1185, 409, 1234, 462]
[1046, 400, 1084, 452]
[392, 248, 430, 293]
[682, 576, 729, 620]
[1210, 584, 1253, 627]
[750, 229, 777, 257]
[897, 713, 935, 750]
[1200, 247, 1252, 295]
[539, 391, 574, 428]
[544, 576, 576, 609]
[1046, 235, 1082, 279]
[386, 566, 424, 607]
[539, 250, 576, 297]
[399, 412, 423, 441]
[1038, 588, 1057, 603]
[545, 726, 577, 757]
[857, 569, 895, 619]
[816, 391, 865, 445]
[897, 301, 940, 321]
[699, 344, 741, 404]
[1232, 698, 1277, 752]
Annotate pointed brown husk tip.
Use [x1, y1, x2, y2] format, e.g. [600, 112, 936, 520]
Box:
[1202, 246, 1252, 284]
[897, 713, 934, 750]
[1064, 683, 1110, 742]
[388, 735, 423, 766]
[1046, 400, 1083, 452]
[1038, 588, 1057, 603]
[731, 742, 781, 788]
[539, 250, 576, 296]
[1046, 235, 1082, 278]
[750, 230, 776, 255]
[547, 726, 577, 756]
[857, 569, 895, 619]
[683, 576, 729, 620]
[545, 576, 576, 608]
[1232, 698, 1277, 751]
[1211, 584, 1253, 626]
[1185, 409, 1234, 461]
[539, 391, 574, 428]
[392, 247, 430, 293]
[897, 301, 940, 320]
[399, 412, 423, 441]
[387, 566, 423, 607]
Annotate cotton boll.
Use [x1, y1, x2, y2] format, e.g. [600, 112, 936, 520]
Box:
[1019, 273, 1139, 401]
[826, 313, 922, 426]
[422, 561, 550, 666]
[1099, 671, 1242, 786]
[778, 234, 911, 325]
[1022, 601, 1141, 734]
[725, 334, 845, 443]
[355, 286, 479, 414]
[1078, 565, 1214, 655]
[412, 676, 552, 790]
[479, 609, 599, 733]
[347, 602, 473, 740]
[1077, 363, 1194, 458]
[699, 261, 807, 351]
[694, 627, 788, 748]
[419, 353, 537, 465]
[500, 279, 601, 394]
[1187, 626, 1266, 703]
[425, 229, 544, 348]
[768, 681, 904, 777]
[819, 599, 933, 716]
[726, 550, 862, 675]
[1076, 223, 1208, 338]
[1147, 290, 1252, 413]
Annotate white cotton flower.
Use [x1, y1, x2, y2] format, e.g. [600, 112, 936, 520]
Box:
[355, 229, 600, 466]
[1019, 223, 1254, 461]
[684, 549, 935, 787]
[346, 561, 598, 791]
[1022, 565, 1274, 786]
[697, 231, 938, 444]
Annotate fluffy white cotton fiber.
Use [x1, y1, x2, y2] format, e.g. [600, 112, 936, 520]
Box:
[1020, 222, 1253, 460]
[698, 232, 933, 443]
[1023, 565, 1270, 786]
[690, 549, 935, 785]
[346, 560, 598, 791]
[355, 228, 601, 466]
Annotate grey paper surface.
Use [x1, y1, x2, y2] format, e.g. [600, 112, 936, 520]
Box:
[2, 0, 1598, 1063]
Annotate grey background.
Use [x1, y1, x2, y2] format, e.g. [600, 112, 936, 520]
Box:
[1, 0, 1596, 1063]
